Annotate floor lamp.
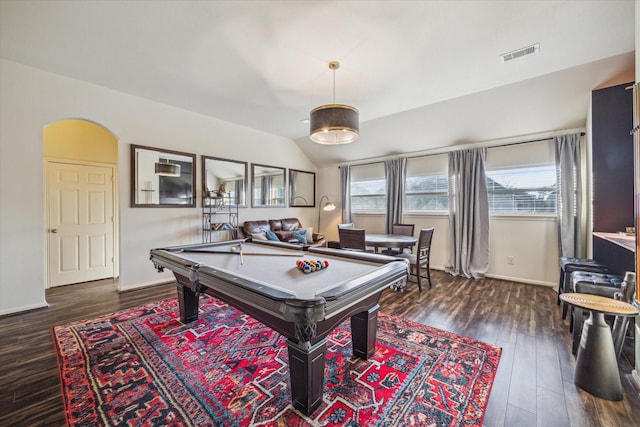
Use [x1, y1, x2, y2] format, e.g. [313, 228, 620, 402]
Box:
[317, 196, 336, 232]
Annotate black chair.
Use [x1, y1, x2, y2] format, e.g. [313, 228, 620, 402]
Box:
[337, 223, 354, 230]
[338, 228, 367, 251]
[396, 227, 434, 292]
[382, 223, 415, 255]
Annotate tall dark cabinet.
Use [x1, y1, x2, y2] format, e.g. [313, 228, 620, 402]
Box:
[592, 82, 634, 276]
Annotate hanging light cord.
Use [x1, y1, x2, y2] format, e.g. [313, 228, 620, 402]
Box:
[332, 68, 336, 104]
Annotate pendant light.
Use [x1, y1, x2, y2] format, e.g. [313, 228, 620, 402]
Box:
[155, 159, 181, 177]
[309, 61, 359, 145]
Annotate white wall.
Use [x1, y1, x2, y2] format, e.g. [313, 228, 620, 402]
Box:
[0, 59, 318, 315]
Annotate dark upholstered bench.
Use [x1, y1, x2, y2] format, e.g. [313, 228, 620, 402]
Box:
[558, 257, 608, 319]
[569, 271, 623, 355]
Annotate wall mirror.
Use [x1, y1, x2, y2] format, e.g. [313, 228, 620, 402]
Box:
[131, 144, 196, 207]
[202, 156, 248, 207]
[252, 163, 286, 207]
[289, 169, 315, 207]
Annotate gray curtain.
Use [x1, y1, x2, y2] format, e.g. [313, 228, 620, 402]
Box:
[385, 158, 406, 233]
[555, 133, 583, 258]
[261, 175, 272, 205]
[223, 179, 243, 205]
[340, 166, 352, 224]
[446, 148, 489, 279]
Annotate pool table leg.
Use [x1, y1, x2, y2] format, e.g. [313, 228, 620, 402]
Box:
[351, 304, 379, 359]
[176, 281, 199, 323]
[286, 337, 327, 416]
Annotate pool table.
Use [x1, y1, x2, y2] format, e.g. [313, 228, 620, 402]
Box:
[150, 239, 408, 416]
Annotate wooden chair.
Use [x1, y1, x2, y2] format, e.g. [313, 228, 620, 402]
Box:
[383, 223, 415, 255]
[397, 227, 434, 292]
[338, 228, 367, 251]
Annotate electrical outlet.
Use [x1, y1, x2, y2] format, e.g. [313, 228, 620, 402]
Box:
[507, 256, 515, 265]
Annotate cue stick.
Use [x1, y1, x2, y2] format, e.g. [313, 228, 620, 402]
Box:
[180, 249, 303, 257]
[239, 242, 244, 265]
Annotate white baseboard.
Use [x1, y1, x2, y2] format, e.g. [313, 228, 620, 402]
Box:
[430, 266, 555, 287]
[0, 300, 49, 317]
[484, 273, 555, 288]
[118, 277, 175, 292]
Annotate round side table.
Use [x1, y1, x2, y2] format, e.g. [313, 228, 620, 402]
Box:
[559, 293, 638, 400]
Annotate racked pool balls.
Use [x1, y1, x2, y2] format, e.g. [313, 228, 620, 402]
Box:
[296, 259, 329, 273]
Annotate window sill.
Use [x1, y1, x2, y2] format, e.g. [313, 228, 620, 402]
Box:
[351, 211, 386, 216]
[489, 214, 556, 221]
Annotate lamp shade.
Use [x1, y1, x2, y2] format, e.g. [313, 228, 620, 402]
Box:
[323, 201, 336, 211]
[155, 161, 181, 177]
[309, 104, 359, 145]
[317, 195, 335, 231]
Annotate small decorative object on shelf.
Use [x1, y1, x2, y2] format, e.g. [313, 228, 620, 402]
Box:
[202, 192, 239, 243]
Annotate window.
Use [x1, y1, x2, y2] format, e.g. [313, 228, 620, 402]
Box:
[405, 154, 449, 213]
[486, 141, 557, 215]
[351, 178, 386, 211]
[405, 174, 449, 212]
[350, 163, 385, 213]
[486, 165, 556, 214]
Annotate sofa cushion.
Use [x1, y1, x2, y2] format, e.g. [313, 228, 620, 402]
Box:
[251, 231, 268, 240]
[281, 218, 303, 231]
[242, 220, 271, 237]
[293, 229, 308, 244]
[304, 227, 313, 242]
[265, 230, 279, 241]
[274, 230, 294, 241]
[269, 219, 283, 232]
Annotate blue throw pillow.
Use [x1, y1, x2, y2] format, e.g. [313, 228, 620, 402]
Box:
[293, 229, 308, 244]
[265, 230, 279, 241]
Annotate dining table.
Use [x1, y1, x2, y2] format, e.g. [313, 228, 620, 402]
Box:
[365, 233, 417, 254]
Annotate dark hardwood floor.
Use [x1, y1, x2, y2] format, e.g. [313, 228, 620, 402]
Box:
[1, 271, 638, 426]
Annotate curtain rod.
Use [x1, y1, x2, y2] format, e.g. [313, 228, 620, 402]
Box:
[338, 128, 586, 168]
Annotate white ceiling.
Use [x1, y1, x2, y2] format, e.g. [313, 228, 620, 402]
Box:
[0, 0, 635, 167]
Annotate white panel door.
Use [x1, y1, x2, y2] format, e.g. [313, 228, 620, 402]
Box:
[48, 162, 114, 287]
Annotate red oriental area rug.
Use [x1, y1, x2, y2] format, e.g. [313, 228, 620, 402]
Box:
[53, 296, 501, 426]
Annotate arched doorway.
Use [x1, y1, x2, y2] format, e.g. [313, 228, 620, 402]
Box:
[44, 119, 119, 288]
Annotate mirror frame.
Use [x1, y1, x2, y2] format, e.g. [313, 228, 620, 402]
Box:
[289, 169, 316, 207]
[201, 156, 248, 207]
[251, 163, 286, 208]
[130, 144, 196, 207]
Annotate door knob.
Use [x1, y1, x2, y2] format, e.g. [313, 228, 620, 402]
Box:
[50, 229, 58, 233]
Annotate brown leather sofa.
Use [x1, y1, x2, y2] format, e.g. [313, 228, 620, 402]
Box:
[239, 217, 325, 247]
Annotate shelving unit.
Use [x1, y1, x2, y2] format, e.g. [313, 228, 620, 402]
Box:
[202, 193, 239, 243]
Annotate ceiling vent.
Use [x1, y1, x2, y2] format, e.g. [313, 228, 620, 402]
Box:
[500, 43, 540, 62]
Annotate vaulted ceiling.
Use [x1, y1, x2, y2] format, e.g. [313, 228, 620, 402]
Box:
[0, 1, 635, 167]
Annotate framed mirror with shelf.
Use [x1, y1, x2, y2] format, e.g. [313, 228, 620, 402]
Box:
[289, 169, 315, 207]
[251, 163, 286, 207]
[202, 156, 248, 207]
[131, 144, 196, 207]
